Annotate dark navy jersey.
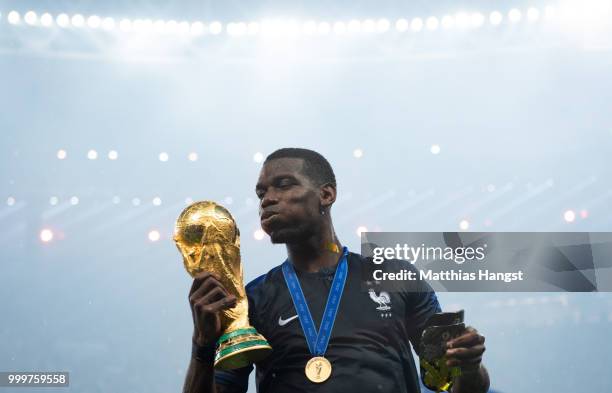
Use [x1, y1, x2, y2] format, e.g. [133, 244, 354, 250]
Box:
[215, 251, 441, 393]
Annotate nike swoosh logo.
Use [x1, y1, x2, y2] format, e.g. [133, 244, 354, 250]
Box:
[278, 314, 299, 326]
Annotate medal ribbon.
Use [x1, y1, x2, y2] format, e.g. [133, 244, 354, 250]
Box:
[282, 246, 349, 356]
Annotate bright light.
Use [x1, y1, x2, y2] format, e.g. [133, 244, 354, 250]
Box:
[490, 11, 503, 26]
[459, 219, 470, 231]
[112, 196, 121, 204]
[508, 9, 522, 23]
[87, 15, 101, 28]
[470, 13, 485, 28]
[284, 20, 299, 35]
[317, 22, 331, 35]
[564, 210, 576, 223]
[254, 229, 266, 240]
[40, 13, 53, 27]
[24, 11, 37, 25]
[40, 229, 54, 243]
[580, 209, 589, 219]
[376, 18, 390, 33]
[8, 11, 20, 25]
[426, 17, 439, 30]
[347, 19, 361, 33]
[430, 144, 441, 155]
[70, 196, 79, 205]
[56, 13, 70, 27]
[7, 197, 16, 206]
[49, 196, 59, 206]
[441, 15, 455, 29]
[248, 21, 261, 34]
[119, 19, 132, 32]
[152, 197, 162, 206]
[177, 21, 190, 34]
[455, 12, 470, 29]
[303, 20, 317, 34]
[253, 152, 264, 163]
[353, 148, 363, 158]
[227, 22, 247, 36]
[356, 226, 368, 237]
[57, 149, 67, 160]
[132, 197, 141, 206]
[333, 21, 347, 34]
[153, 20, 166, 33]
[188, 152, 198, 161]
[159, 152, 169, 162]
[71, 14, 85, 27]
[410, 18, 424, 32]
[148, 230, 161, 242]
[190, 21, 205, 35]
[209, 21, 223, 35]
[108, 150, 118, 160]
[527, 7, 540, 22]
[224, 196, 234, 205]
[165, 20, 178, 33]
[395, 18, 409, 32]
[87, 149, 98, 160]
[544, 6, 557, 20]
[363, 19, 376, 33]
[102, 17, 115, 30]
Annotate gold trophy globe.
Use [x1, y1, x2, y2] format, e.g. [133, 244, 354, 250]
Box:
[174, 201, 272, 369]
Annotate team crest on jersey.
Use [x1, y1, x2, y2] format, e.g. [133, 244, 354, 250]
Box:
[368, 288, 392, 318]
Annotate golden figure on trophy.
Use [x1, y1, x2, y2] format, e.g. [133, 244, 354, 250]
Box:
[173, 201, 272, 369]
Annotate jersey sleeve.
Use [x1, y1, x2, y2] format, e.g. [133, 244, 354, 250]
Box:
[214, 365, 253, 392]
[404, 273, 442, 356]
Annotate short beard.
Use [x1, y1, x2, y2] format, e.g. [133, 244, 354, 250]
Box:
[269, 221, 318, 244]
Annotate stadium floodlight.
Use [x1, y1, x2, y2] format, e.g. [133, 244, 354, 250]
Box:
[317, 21, 331, 35]
[376, 18, 390, 33]
[347, 19, 361, 33]
[490, 11, 503, 25]
[8, 11, 21, 25]
[71, 14, 85, 27]
[209, 21, 223, 35]
[508, 8, 522, 23]
[102, 17, 115, 30]
[426, 16, 440, 30]
[441, 15, 455, 29]
[395, 18, 409, 32]
[40, 13, 53, 27]
[527, 7, 540, 22]
[87, 15, 101, 29]
[24, 11, 37, 25]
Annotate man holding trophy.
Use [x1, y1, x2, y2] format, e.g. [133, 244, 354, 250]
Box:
[179, 148, 490, 393]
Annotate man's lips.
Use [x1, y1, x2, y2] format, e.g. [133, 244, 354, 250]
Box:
[260, 210, 278, 220]
[260, 211, 279, 226]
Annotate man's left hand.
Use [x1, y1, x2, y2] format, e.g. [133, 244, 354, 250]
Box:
[445, 326, 486, 373]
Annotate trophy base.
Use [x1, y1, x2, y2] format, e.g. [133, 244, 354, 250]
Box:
[215, 327, 272, 370]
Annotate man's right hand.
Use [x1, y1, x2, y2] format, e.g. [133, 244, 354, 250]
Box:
[189, 272, 237, 346]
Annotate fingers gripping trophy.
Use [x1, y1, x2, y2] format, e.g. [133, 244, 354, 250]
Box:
[174, 201, 271, 369]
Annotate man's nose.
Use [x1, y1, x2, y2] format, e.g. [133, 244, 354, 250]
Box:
[260, 191, 279, 209]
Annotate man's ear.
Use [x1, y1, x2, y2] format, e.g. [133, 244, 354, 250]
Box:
[319, 183, 337, 211]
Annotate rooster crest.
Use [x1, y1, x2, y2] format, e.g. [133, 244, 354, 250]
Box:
[368, 288, 391, 311]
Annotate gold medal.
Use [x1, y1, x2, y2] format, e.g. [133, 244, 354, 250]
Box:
[305, 356, 332, 383]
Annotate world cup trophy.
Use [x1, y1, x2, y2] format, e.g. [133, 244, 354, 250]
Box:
[173, 201, 272, 369]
